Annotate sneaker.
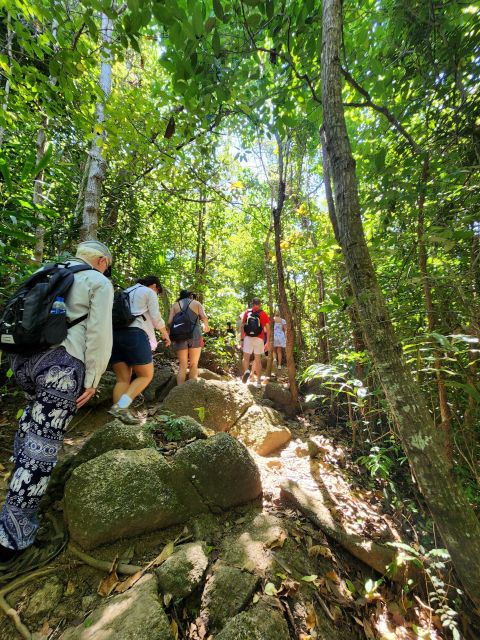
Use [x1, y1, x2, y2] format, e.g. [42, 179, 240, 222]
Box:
[242, 370, 251, 384]
[108, 405, 141, 425]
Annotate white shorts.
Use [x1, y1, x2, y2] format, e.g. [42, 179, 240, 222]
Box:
[243, 336, 264, 355]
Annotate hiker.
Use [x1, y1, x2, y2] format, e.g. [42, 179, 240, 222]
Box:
[241, 297, 270, 386]
[273, 308, 287, 368]
[0, 240, 114, 563]
[168, 290, 210, 385]
[109, 275, 171, 425]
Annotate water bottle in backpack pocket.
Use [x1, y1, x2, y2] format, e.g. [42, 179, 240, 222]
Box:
[43, 296, 68, 345]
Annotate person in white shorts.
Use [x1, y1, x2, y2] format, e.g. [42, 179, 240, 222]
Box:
[241, 297, 270, 386]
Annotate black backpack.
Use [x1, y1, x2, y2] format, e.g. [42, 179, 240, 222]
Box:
[0, 263, 93, 356]
[112, 285, 145, 329]
[243, 309, 263, 337]
[170, 300, 198, 341]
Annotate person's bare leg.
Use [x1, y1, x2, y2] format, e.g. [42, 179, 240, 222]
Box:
[242, 352, 251, 374]
[177, 349, 189, 385]
[112, 362, 132, 404]
[253, 354, 262, 382]
[277, 347, 283, 368]
[127, 363, 154, 400]
[188, 347, 202, 380]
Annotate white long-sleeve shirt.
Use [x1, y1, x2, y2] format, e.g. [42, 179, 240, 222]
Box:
[125, 284, 166, 350]
[60, 259, 114, 388]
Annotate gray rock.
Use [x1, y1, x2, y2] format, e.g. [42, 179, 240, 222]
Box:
[264, 382, 297, 416]
[172, 433, 262, 511]
[201, 564, 259, 631]
[155, 541, 209, 599]
[64, 448, 205, 549]
[143, 366, 175, 402]
[162, 379, 254, 432]
[75, 421, 156, 466]
[197, 368, 223, 381]
[215, 601, 290, 640]
[25, 577, 63, 618]
[59, 574, 173, 640]
[230, 405, 292, 456]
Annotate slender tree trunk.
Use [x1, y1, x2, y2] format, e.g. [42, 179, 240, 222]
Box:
[322, 0, 480, 607]
[416, 156, 452, 461]
[273, 133, 298, 405]
[80, 12, 114, 241]
[0, 14, 13, 148]
[264, 226, 275, 377]
[33, 122, 48, 262]
[194, 194, 206, 301]
[316, 269, 330, 362]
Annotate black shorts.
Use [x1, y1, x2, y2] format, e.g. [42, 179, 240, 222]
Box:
[110, 328, 152, 366]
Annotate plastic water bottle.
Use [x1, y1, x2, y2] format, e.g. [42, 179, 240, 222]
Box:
[51, 297, 67, 315]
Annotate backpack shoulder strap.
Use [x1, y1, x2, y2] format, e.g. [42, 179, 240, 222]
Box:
[66, 264, 94, 275]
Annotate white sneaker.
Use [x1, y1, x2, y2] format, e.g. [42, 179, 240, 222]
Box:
[108, 405, 141, 425]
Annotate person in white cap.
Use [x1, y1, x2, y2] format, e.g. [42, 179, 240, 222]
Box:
[0, 240, 114, 565]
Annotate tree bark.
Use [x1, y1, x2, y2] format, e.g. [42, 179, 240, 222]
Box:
[416, 156, 452, 461]
[264, 225, 275, 377]
[322, 0, 480, 608]
[33, 122, 48, 263]
[273, 133, 299, 405]
[0, 14, 13, 148]
[316, 269, 329, 362]
[80, 12, 114, 241]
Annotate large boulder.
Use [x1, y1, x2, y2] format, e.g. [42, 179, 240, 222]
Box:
[201, 563, 259, 632]
[64, 448, 205, 549]
[215, 601, 290, 640]
[230, 405, 291, 456]
[153, 415, 208, 442]
[155, 541, 209, 599]
[59, 574, 173, 640]
[162, 379, 254, 432]
[172, 433, 262, 511]
[64, 434, 262, 549]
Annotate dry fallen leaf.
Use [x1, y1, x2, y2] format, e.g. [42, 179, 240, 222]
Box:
[40, 621, 52, 636]
[98, 559, 120, 597]
[305, 601, 317, 630]
[325, 570, 341, 583]
[116, 540, 175, 594]
[308, 545, 333, 559]
[164, 593, 173, 607]
[171, 618, 179, 640]
[114, 569, 143, 594]
[278, 577, 299, 597]
[64, 580, 76, 596]
[266, 530, 287, 550]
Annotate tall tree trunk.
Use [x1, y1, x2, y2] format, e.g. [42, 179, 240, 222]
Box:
[33, 122, 48, 262]
[0, 14, 13, 148]
[316, 269, 330, 362]
[80, 12, 114, 241]
[264, 225, 275, 377]
[273, 133, 298, 405]
[322, 0, 480, 607]
[416, 156, 452, 461]
[194, 194, 206, 301]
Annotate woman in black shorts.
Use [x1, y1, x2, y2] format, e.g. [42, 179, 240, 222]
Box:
[168, 290, 210, 385]
[109, 276, 170, 424]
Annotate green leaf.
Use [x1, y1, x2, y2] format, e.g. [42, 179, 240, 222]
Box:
[6, 368, 13, 378]
[264, 582, 278, 595]
[301, 574, 318, 582]
[193, 3, 204, 36]
[0, 157, 13, 192]
[212, 29, 221, 56]
[31, 143, 53, 178]
[213, 0, 225, 21]
[16, 409, 23, 419]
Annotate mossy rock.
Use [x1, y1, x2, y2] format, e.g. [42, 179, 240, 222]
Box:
[215, 601, 290, 640]
[152, 415, 209, 442]
[155, 541, 209, 599]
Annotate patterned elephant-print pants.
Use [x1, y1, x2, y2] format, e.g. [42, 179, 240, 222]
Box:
[0, 348, 84, 550]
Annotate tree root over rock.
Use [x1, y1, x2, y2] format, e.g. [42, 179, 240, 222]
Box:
[280, 480, 422, 585]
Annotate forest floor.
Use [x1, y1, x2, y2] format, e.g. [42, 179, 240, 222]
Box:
[0, 349, 471, 640]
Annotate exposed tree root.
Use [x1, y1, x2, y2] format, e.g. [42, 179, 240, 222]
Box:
[67, 543, 142, 575]
[280, 480, 422, 584]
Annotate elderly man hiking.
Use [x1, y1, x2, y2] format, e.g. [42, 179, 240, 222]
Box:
[241, 297, 270, 387]
[0, 240, 114, 567]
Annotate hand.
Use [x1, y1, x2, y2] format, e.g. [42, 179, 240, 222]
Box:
[163, 335, 171, 347]
[76, 387, 96, 409]
[265, 343, 271, 352]
[203, 326, 210, 333]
